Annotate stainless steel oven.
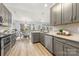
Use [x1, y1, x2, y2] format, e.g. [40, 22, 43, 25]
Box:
[1, 35, 10, 56]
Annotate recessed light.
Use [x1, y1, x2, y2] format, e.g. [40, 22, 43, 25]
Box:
[44, 4, 48, 7]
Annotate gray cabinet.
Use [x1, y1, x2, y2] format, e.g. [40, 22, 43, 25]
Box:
[10, 34, 16, 48]
[55, 4, 62, 25]
[74, 3, 79, 22]
[62, 3, 73, 24]
[64, 44, 79, 56]
[0, 4, 2, 16]
[54, 37, 79, 56]
[70, 3, 79, 23]
[44, 35, 53, 53]
[31, 33, 40, 43]
[72, 3, 77, 22]
[40, 33, 45, 46]
[50, 4, 62, 26]
[8, 12, 12, 25]
[50, 3, 79, 26]
[1, 4, 5, 23]
[54, 37, 64, 56]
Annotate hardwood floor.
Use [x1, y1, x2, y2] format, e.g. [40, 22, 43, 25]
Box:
[6, 37, 52, 56]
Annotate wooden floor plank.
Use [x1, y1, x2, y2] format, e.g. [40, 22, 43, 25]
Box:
[6, 37, 52, 56]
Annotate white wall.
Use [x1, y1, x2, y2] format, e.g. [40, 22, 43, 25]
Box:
[12, 8, 50, 25]
[4, 3, 52, 25]
[4, 3, 55, 31]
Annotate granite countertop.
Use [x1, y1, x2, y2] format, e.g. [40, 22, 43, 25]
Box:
[46, 32, 79, 42]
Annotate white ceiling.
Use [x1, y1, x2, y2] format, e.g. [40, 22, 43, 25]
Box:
[4, 3, 52, 12]
[4, 3, 53, 24]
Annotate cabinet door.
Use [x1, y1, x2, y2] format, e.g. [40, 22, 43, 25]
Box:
[1, 4, 5, 23]
[31, 33, 40, 43]
[50, 4, 62, 26]
[40, 33, 45, 46]
[4, 8, 8, 24]
[72, 3, 77, 22]
[62, 3, 73, 24]
[50, 7, 56, 26]
[0, 4, 2, 16]
[55, 4, 62, 25]
[54, 38, 64, 56]
[44, 35, 48, 48]
[64, 45, 79, 56]
[8, 12, 12, 25]
[75, 3, 79, 22]
[44, 35, 53, 53]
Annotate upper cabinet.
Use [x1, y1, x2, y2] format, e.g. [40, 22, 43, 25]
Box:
[62, 3, 73, 24]
[74, 3, 79, 23]
[50, 4, 62, 26]
[72, 3, 77, 22]
[50, 3, 79, 26]
[0, 4, 2, 16]
[0, 3, 12, 26]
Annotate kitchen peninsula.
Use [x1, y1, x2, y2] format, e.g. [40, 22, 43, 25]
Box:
[31, 31, 79, 56]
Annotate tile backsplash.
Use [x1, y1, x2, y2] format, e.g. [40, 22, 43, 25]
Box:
[50, 23, 79, 34]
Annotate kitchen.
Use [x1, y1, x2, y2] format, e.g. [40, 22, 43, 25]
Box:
[0, 3, 79, 56]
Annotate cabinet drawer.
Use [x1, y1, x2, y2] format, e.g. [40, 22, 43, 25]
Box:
[64, 44, 79, 56]
[66, 40, 79, 48]
[54, 37, 79, 48]
[54, 37, 67, 43]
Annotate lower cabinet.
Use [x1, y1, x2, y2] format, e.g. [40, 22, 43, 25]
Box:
[31, 32, 79, 56]
[10, 34, 16, 48]
[40, 33, 45, 46]
[44, 35, 53, 53]
[54, 37, 79, 56]
[54, 39, 64, 56]
[64, 44, 79, 56]
[31, 33, 40, 43]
